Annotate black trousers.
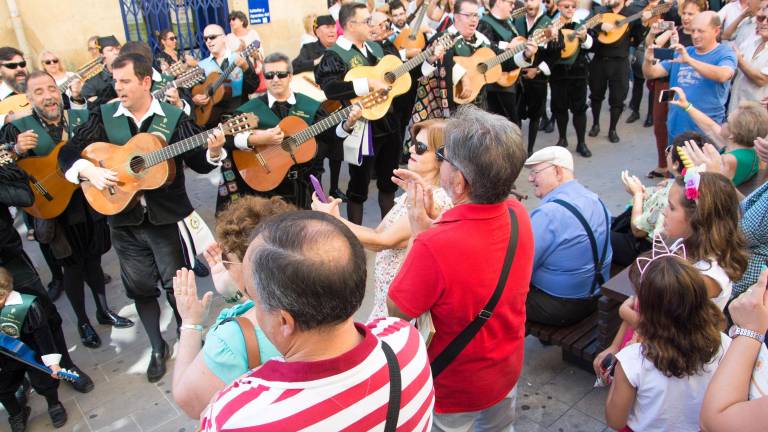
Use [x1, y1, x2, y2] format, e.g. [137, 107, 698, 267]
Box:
[526, 286, 597, 327]
[610, 230, 652, 268]
[550, 77, 588, 144]
[110, 221, 186, 301]
[486, 89, 521, 126]
[347, 132, 400, 204]
[589, 57, 630, 123]
[0, 356, 58, 413]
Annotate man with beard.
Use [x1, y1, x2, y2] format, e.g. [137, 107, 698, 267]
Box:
[292, 15, 339, 74]
[0, 47, 30, 125]
[82, 35, 121, 106]
[59, 53, 225, 383]
[1, 71, 134, 349]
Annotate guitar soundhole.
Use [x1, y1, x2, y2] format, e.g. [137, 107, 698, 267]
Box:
[478, 63, 488, 74]
[384, 72, 396, 84]
[129, 156, 147, 174]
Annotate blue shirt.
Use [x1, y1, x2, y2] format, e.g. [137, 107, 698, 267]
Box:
[202, 300, 282, 384]
[662, 44, 737, 143]
[530, 180, 612, 298]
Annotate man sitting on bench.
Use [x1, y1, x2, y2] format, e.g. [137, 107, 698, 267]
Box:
[524, 147, 613, 327]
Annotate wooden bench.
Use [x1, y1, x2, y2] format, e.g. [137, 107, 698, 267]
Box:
[526, 309, 604, 373]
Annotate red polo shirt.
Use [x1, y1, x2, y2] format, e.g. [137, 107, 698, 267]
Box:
[388, 199, 534, 414]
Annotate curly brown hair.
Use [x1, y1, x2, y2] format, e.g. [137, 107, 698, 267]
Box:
[632, 256, 724, 378]
[215, 196, 297, 260]
[673, 173, 748, 281]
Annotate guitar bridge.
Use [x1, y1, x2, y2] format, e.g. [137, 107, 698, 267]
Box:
[255, 152, 271, 173]
[28, 175, 53, 201]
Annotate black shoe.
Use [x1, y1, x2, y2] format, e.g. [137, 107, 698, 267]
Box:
[103, 273, 112, 284]
[66, 366, 94, 393]
[48, 403, 67, 428]
[78, 323, 101, 348]
[544, 118, 555, 133]
[96, 310, 134, 328]
[538, 117, 549, 131]
[643, 116, 653, 127]
[47, 279, 63, 302]
[147, 341, 170, 383]
[192, 257, 210, 278]
[608, 129, 620, 143]
[556, 137, 568, 148]
[588, 124, 600, 137]
[8, 406, 30, 432]
[15, 377, 30, 407]
[576, 142, 592, 157]
[329, 188, 348, 202]
[626, 111, 640, 123]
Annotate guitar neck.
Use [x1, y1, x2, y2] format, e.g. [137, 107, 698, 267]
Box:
[410, 3, 429, 38]
[486, 39, 527, 68]
[510, 6, 527, 19]
[288, 105, 354, 147]
[392, 43, 436, 78]
[210, 62, 237, 94]
[145, 129, 217, 168]
[58, 75, 78, 93]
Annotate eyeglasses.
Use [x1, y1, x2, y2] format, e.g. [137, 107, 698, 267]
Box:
[203, 34, 224, 42]
[42, 59, 59, 65]
[560, 4, 577, 8]
[166, 36, 177, 41]
[436, 147, 455, 165]
[757, 15, 768, 22]
[415, 140, 430, 155]
[456, 12, 482, 19]
[1, 61, 26, 69]
[221, 259, 241, 270]
[264, 71, 290, 80]
[528, 165, 555, 177]
[349, 18, 373, 25]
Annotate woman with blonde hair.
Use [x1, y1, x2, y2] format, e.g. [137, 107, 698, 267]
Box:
[39, 50, 74, 87]
[312, 119, 453, 318]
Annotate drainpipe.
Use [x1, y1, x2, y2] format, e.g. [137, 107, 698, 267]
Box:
[5, 0, 32, 62]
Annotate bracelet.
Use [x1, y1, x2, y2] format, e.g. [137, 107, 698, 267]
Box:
[180, 324, 204, 333]
[684, 102, 692, 112]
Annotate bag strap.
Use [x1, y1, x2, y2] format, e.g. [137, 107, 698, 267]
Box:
[234, 316, 261, 370]
[381, 340, 401, 432]
[430, 207, 518, 379]
[552, 199, 610, 295]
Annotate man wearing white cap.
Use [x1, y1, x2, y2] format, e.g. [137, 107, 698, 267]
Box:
[524, 146, 612, 326]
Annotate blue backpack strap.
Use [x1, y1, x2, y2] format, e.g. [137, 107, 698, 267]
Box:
[552, 199, 610, 296]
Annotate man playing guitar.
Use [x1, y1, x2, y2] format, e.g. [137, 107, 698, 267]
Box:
[58, 53, 226, 383]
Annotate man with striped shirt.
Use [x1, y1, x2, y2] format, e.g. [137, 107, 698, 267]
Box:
[199, 212, 434, 431]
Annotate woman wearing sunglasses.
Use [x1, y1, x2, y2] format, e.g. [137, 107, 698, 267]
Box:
[312, 119, 453, 319]
[39, 51, 75, 88]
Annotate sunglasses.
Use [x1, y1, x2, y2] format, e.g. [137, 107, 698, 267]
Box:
[166, 36, 177, 41]
[436, 147, 454, 164]
[757, 15, 768, 22]
[264, 71, 290, 80]
[42, 59, 59, 65]
[203, 34, 224, 42]
[415, 140, 431, 155]
[2, 61, 26, 69]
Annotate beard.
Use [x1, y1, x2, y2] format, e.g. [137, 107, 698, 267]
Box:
[3, 70, 27, 94]
[33, 98, 63, 123]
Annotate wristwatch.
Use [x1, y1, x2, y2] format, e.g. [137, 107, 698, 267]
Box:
[729, 325, 766, 344]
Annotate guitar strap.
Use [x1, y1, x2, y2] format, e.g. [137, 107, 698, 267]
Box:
[100, 101, 182, 145]
[480, 15, 517, 42]
[329, 41, 385, 69]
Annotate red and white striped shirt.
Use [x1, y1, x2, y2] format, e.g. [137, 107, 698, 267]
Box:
[199, 317, 435, 431]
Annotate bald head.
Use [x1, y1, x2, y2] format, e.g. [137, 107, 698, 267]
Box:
[204, 24, 224, 34]
[203, 24, 227, 55]
[691, 11, 721, 51]
[694, 10, 720, 28]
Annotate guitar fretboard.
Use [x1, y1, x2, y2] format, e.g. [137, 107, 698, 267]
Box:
[286, 106, 354, 149]
[409, 3, 429, 39]
[144, 129, 217, 168]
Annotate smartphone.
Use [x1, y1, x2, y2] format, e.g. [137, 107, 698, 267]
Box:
[601, 353, 617, 377]
[653, 47, 675, 61]
[657, 20, 675, 32]
[659, 89, 677, 103]
[309, 174, 328, 203]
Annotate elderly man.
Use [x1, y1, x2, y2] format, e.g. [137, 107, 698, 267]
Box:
[388, 106, 534, 431]
[525, 146, 612, 326]
[643, 11, 737, 145]
[291, 14, 338, 74]
[199, 212, 434, 430]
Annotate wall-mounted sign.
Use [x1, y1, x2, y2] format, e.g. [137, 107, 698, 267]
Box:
[247, 0, 271, 24]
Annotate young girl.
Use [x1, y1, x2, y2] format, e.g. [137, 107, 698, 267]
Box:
[605, 255, 729, 431]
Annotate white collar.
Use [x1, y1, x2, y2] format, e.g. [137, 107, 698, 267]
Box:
[0, 81, 15, 100]
[337, 35, 368, 56]
[113, 97, 166, 127]
[267, 91, 297, 108]
[152, 68, 162, 82]
[4, 291, 22, 306]
[448, 26, 489, 47]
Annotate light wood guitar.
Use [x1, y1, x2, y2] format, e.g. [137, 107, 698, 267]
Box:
[496, 18, 566, 87]
[560, 14, 604, 58]
[597, 1, 673, 45]
[80, 113, 258, 215]
[233, 89, 390, 192]
[393, 2, 429, 50]
[0, 94, 31, 118]
[345, 33, 459, 120]
[191, 40, 261, 126]
[453, 28, 556, 103]
[152, 67, 206, 100]
[58, 56, 105, 93]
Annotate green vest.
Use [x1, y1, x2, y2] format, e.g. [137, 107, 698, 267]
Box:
[99, 101, 182, 145]
[0, 293, 35, 338]
[480, 15, 517, 42]
[236, 94, 322, 130]
[11, 109, 89, 156]
[328, 41, 385, 69]
[151, 73, 175, 93]
[513, 14, 552, 38]
[452, 34, 490, 57]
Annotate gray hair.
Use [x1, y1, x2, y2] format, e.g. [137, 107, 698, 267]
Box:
[247, 211, 366, 331]
[444, 105, 526, 204]
[263, 52, 293, 74]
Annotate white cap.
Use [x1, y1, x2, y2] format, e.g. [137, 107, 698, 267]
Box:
[524, 146, 574, 172]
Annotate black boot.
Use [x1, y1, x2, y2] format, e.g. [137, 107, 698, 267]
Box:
[556, 137, 568, 148]
[588, 124, 600, 137]
[626, 111, 640, 123]
[576, 142, 592, 157]
[8, 406, 30, 432]
[147, 340, 169, 383]
[78, 323, 101, 348]
[96, 310, 134, 328]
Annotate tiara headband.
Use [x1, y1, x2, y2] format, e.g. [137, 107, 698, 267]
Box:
[636, 234, 687, 280]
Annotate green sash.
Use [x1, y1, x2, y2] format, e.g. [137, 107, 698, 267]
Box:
[236, 94, 322, 129]
[0, 293, 35, 338]
[151, 73, 175, 93]
[481, 15, 517, 41]
[100, 101, 182, 145]
[329, 41, 384, 69]
[11, 109, 89, 156]
[514, 14, 551, 37]
[452, 33, 489, 57]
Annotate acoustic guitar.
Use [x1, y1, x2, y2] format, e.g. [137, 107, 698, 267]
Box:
[345, 33, 459, 120]
[496, 17, 567, 87]
[393, 2, 429, 50]
[232, 89, 390, 192]
[152, 67, 206, 100]
[80, 113, 258, 215]
[191, 40, 261, 127]
[453, 28, 557, 104]
[560, 14, 604, 59]
[57, 56, 105, 93]
[597, 1, 673, 45]
[0, 94, 31, 119]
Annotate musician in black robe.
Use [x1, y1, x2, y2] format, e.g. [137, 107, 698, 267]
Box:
[82, 36, 121, 108]
[292, 15, 339, 74]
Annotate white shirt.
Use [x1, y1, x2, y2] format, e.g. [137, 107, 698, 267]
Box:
[695, 259, 733, 311]
[719, 0, 748, 31]
[616, 334, 729, 432]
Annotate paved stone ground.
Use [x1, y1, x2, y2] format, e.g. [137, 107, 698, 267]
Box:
[1, 90, 659, 432]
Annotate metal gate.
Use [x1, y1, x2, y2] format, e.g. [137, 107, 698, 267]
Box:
[118, 0, 231, 59]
